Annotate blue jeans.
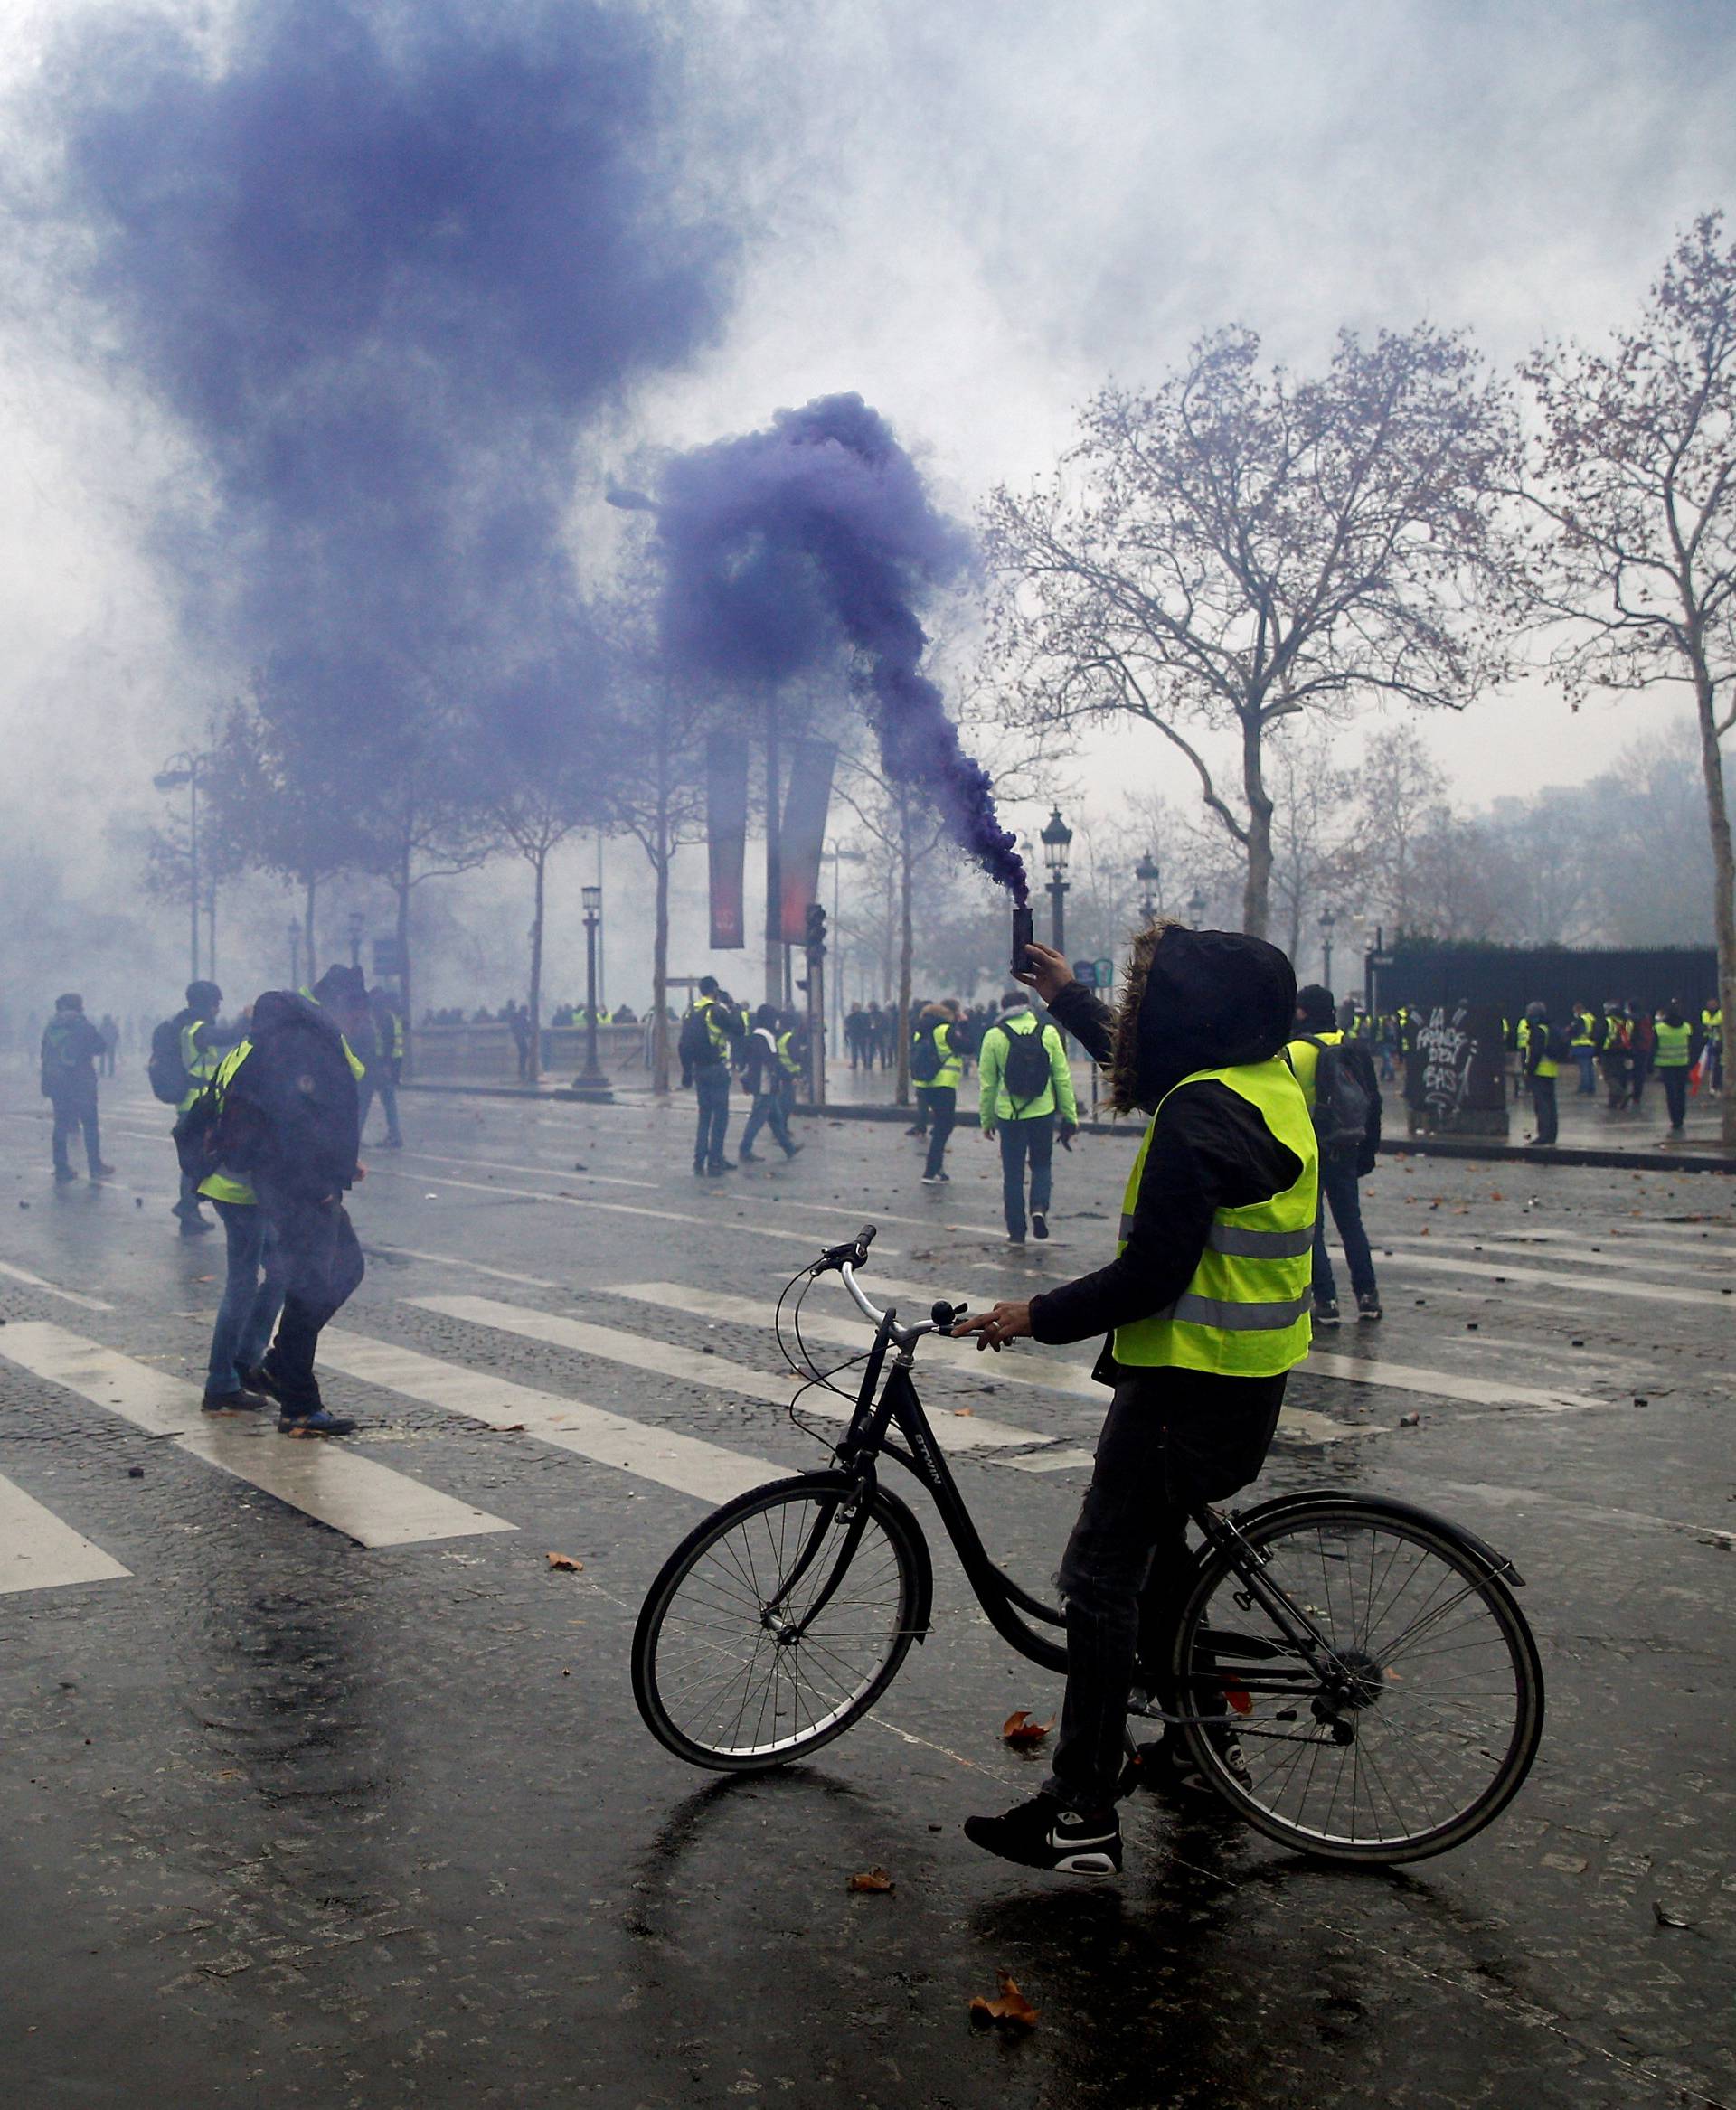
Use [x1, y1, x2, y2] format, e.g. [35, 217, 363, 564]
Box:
[693, 1067, 731, 1168]
[51, 1090, 102, 1175]
[741, 1089, 795, 1155]
[206, 1201, 287, 1395]
[1311, 1157, 1377, 1305]
[997, 1113, 1053, 1238]
[1574, 1048, 1596, 1095]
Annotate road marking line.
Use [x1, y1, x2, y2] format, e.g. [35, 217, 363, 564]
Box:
[1436, 1480, 1736, 1548]
[365, 1165, 899, 1255]
[0, 1473, 131, 1593]
[0, 1260, 115, 1312]
[410, 1292, 1043, 1454]
[1388, 1230, 1731, 1283]
[0, 1321, 514, 1550]
[607, 1282, 1358, 1446]
[1381, 1245, 1732, 1308]
[1004, 1448, 1098, 1474]
[393, 1148, 659, 1191]
[319, 1331, 778, 1503]
[363, 1245, 562, 1291]
[1303, 1350, 1598, 1412]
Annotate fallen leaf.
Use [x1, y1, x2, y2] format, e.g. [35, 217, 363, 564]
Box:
[1223, 1682, 1252, 1716]
[952, 1407, 975, 1418]
[1652, 1899, 1695, 1930]
[846, 1867, 894, 1893]
[970, 1972, 1038, 2031]
[1001, 1709, 1054, 1747]
[502, 1423, 526, 1433]
[545, 1551, 584, 1572]
[192, 1275, 214, 1284]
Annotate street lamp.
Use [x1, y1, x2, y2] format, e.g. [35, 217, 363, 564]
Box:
[287, 920, 301, 988]
[575, 883, 610, 1095]
[1319, 905, 1337, 993]
[153, 752, 202, 982]
[1188, 888, 1206, 925]
[1136, 850, 1162, 926]
[348, 909, 365, 969]
[1040, 806, 1073, 954]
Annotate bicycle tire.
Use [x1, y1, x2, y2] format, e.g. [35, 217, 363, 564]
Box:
[1168, 1496, 1544, 1865]
[632, 1474, 929, 1772]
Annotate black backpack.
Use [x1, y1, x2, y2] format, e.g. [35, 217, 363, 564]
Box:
[996, 1020, 1052, 1110]
[679, 1004, 720, 1072]
[147, 1012, 193, 1104]
[1545, 1022, 1573, 1063]
[910, 1023, 941, 1084]
[171, 1079, 223, 1180]
[1301, 1035, 1373, 1159]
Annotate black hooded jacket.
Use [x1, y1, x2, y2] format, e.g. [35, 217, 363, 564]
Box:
[222, 990, 362, 1204]
[1030, 926, 1306, 1363]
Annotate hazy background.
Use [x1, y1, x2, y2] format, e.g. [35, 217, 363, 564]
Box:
[3, 0, 1733, 1031]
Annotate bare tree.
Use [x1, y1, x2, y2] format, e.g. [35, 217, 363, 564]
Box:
[1264, 724, 1360, 969]
[1353, 724, 1450, 937]
[1521, 212, 1736, 1144]
[489, 775, 596, 1081]
[982, 325, 1518, 937]
[834, 758, 950, 1106]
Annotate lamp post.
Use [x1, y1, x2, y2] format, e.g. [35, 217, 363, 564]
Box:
[1319, 905, 1336, 993]
[1040, 806, 1073, 954]
[348, 909, 364, 970]
[575, 884, 610, 1096]
[1136, 851, 1162, 926]
[287, 920, 301, 988]
[1188, 888, 1206, 926]
[152, 752, 202, 982]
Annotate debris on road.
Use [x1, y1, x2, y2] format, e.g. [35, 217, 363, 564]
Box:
[970, 1972, 1038, 2032]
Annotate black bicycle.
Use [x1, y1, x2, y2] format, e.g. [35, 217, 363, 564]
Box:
[631, 1227, 1545, 1865]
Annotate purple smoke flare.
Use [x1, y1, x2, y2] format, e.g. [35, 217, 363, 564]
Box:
[653, 392, 1028, 903]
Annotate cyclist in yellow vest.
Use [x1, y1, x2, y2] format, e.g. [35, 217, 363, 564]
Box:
[955, 927, 1317, 1878]
[1654, 1002, 1694, 1136]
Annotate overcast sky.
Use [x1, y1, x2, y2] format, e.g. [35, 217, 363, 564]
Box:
[2, 0, 1733, 1006]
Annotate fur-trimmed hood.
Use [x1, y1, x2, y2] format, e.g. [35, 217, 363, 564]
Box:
[1106, 922, 1298, 1116]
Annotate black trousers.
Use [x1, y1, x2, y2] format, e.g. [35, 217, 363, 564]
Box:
[50, 1090, 101, 1174]
[1531, 1074, 1558, 1144]
[918, 1085, 956, 1175]
[1661, 1066, 1689, 1127]
[257, 1188, 364, 1411]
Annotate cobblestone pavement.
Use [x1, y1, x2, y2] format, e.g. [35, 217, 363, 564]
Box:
[1, 1064, 1731, 2108]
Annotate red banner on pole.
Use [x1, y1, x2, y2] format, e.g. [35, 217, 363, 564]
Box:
[706, 732, 750, 949]
[778, 738, 837, 943]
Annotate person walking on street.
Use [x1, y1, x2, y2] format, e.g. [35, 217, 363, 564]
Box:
[366, 985, 406, 1147]
[844, 1003, 869, 1071]
[951, 929, 1317, 1877]
[1702, 1001, 1723, 1094]
[979, 986, 1077, 1245]
[1627, 1002, 1655, 1110]
[774, 1013, 805, 1128]
[1655, 1002, 1694, 1137]
[231, 977, 369, 1436]
[680, 977, 742, 1174]
[41, 994, 113, 1184]
[1524, 1000, 1561, 1145]
[1287, 984, 1382, 1324]
[174, 1028, 286, 1413]
[910, 1002, 963, 1183]
[1598, 1000, 1631, 1111]
[738, 1004, 802, 1162]
[154, 981, 242, 1236]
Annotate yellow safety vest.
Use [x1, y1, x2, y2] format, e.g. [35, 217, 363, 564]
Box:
[1571, 1013, 1594, 1049]
[1111, 1058, 1318, 1378]
[928, 1021, 962, 1089]
[178, 1018, 224, 1113]
[695, 994, 735, 1060]
[1284, 1027, 1342, 1111]
[196, 1041, 258, 1207]
[1655, 1020, 1693, 1067]
[776, 1029, 803, 1079]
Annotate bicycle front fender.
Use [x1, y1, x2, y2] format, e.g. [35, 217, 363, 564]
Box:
[1226, 1489, 1526, 1588]
[721, 1469, 937, 1644]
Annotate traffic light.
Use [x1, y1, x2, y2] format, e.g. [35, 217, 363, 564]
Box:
[804, 901, 826, 950]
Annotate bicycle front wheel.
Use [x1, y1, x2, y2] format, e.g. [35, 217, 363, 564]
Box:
[1170, 1498, 1544, 1865]
[632, 1474, 929, 1771]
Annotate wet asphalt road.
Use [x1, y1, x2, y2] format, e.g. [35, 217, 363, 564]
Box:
[0, 1064, 1731, 2109]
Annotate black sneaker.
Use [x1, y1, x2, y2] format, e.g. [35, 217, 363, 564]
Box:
[1131, 1728, 1251, 1802]
[244, 1364, 283, 1403]
[782, 1143, 802, 1158]
[1031, 1211, 1049, 1241]
[202, 1387, 272, 1414]
[963, 1794, 1121, 1877]
[179, 1214, 215, 1238]
[707, 1158, 736, 1174]
[53, 1165, 78, 1184]
[921, 1173, 946, 1185]
[1356, 1291, 1382, 1322]
[738, 1149, 761, 1162]
[1315, 1297, 1341, 1325]
[278, 1408, 356, 1437]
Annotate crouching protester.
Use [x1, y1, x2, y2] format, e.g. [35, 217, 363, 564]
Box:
[177, 982, 366, 1436]
[953, 928, 1317, 1877]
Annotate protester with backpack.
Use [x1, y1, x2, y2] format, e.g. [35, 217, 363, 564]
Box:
[1287, 984, 1382, 1324]
[910, 1002, 963, 1182]
[150, 980, 243, 1237]
[738, 1004, 802, 1163]
[40, 994, 112, 1185]
[678, 977, 743, 1174]
[979, 989, 1077, 1244]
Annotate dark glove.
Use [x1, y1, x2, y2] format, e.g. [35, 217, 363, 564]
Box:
[1059, 1121, 1078, 1151]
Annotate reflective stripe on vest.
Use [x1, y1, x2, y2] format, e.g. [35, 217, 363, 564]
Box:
[1111, 1057, 1318, 1378]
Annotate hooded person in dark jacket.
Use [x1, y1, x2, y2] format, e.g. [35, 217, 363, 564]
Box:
[955, 926, 1317, 1878]
[222, 985, 366, 1435]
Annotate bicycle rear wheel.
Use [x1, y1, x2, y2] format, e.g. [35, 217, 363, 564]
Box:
[1169, 1497, 1543, 1864]
[632, 1474, 929, 1771]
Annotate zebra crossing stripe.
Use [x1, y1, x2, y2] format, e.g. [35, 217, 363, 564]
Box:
[0, 1472, 131, 1593]
[0, 1322, 514, 1550]
[409, 1293, 1049, 1454]
[319, 1329, 776, 1504]
[0, 1259, 115, 1312]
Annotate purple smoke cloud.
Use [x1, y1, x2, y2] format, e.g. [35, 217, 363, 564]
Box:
[653, 392, 1029, 902]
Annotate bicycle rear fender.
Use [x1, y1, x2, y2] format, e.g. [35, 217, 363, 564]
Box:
[1226, 1489, 1526, 1588]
